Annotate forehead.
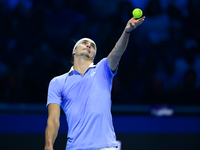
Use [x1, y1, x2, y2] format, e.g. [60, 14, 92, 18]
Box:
[81, 40, 95, 45]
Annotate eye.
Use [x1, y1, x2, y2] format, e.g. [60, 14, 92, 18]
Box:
[91, 44, 95, 48]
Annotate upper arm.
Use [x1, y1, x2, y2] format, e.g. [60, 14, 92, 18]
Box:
[107, 30, 130, 71]
[47, 103, 61, 123]
[107, 52, 121, 71]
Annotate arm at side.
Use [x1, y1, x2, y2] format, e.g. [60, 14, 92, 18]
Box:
[44, 104, 61, 150]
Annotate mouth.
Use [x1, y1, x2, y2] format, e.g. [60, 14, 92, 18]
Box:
[83, 48, 90, 53]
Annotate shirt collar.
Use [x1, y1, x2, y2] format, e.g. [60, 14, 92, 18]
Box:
[68, 62, 96, 73]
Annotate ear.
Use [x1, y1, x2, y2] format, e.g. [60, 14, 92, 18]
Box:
[72, 49, 76, 55]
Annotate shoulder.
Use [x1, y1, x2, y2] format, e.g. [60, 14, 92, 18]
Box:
[96, 58, 108, 66]
[50, 72, 69, 86]
[96, 58, 117, 76]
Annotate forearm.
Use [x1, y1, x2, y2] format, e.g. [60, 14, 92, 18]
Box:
[111, 30, 130, 58]
[107, 30, 130, 70]
[107, 16, 145, 71]
[45, 119, 60, 149]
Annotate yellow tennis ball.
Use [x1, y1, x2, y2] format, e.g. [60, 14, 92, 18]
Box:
[132, 8, 143, 18]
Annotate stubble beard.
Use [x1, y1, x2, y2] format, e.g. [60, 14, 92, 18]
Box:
[76, 52, 93, 61]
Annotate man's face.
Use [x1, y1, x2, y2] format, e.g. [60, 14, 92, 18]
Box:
[73, 40, 96, 60]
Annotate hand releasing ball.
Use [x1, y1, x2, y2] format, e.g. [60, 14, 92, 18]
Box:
[132, 8, 143, 19]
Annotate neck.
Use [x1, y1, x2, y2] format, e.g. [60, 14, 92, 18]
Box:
[73, 57, 93, 75]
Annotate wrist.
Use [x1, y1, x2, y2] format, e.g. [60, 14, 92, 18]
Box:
[45, 140, 53, 147]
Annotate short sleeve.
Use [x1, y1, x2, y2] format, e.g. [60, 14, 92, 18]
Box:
[98, 58, 118, 79]
[46, 77, 62, 107]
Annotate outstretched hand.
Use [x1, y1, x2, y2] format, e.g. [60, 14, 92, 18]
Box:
[125, 16, 145, 33]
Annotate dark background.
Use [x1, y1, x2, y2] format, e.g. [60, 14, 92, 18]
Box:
[0, 0, 200, 150]
[0, 0, 200, 106]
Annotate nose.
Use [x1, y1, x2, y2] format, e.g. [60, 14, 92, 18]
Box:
[86, 44, 91, 49]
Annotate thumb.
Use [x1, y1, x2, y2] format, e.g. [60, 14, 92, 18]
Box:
[130, 22, 137, 29]
[132, 17, 136, 20]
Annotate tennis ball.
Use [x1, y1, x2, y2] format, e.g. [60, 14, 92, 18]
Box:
[132, 8, 143, 18]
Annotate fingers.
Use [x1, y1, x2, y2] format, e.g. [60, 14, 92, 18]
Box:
[136, 16, 145, 25]
[138, 16, 145, 22]
[127, 16, 145, 31]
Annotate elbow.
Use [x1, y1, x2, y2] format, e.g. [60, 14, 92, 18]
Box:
[111, 55, 121, 65]
[112, 55, 121, 61]
[109, 51, 121, 62]
[107, 56, 120, 71]
[47, 117, 60, 129]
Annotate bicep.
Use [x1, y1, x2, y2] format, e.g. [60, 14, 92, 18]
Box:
[107, 52, 121, 71]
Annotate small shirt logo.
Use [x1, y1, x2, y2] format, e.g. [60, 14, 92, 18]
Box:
[91, 72, 96, 77]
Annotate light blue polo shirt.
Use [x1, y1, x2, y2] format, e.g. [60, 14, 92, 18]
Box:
[47, 58, 118, 150]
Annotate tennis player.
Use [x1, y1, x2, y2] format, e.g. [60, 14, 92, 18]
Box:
[44, 16, 145, 150]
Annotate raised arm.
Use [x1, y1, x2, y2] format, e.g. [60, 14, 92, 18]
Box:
[107, 16, 145, 71]
[45, 104, 61, 150]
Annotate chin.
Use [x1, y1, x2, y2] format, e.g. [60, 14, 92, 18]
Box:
[79, 53, 91, 59]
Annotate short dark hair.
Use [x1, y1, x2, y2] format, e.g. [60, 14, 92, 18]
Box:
[70, 54, 74, 65]
[70, 39, 76, 65]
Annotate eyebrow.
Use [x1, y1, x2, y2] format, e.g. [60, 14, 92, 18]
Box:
[82, 40, 88, 43]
